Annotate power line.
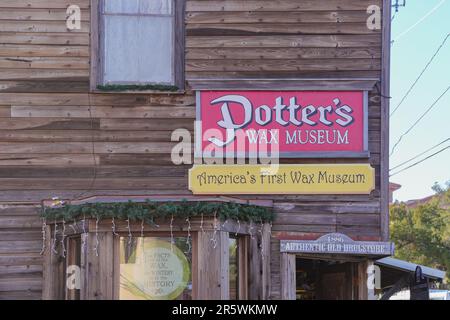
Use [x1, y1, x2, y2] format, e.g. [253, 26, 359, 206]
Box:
[390, 137, 450, 171]
[390, 85, 450, 156]
[392, 0, 447, 44]
[390, 146, 450, 177]
[390, 33, 450, 117]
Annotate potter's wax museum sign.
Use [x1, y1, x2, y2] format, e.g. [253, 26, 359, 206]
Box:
[196, 91, 368, 158]
[280, 233, 394, 256]
[120, 239, 190, 300]
[189, 164, 375, 195]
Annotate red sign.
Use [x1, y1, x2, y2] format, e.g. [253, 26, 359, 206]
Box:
[196, 91, 368, 158]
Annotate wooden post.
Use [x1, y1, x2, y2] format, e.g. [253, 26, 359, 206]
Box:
[42, 225, 66, 300]
[194, 231, 229, 300]
[42, 225, 54, 300]
[261, 223, 271, 300]
[280, 253, 296, 300]
[380, 0, 392, 241]
[238, 236, 249, 299]
[85, 231, 115, 300]
[248, 230, 261, 299]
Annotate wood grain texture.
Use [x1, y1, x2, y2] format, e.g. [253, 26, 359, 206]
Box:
[0, 0, 389, 300]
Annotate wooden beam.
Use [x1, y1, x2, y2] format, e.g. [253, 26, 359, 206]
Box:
[189, 79, 378, 91]
[280, 253, 296, 300]
[194, 230, 229, 299]
[90, 0, 100, 91]
[380, 0, 392, 241]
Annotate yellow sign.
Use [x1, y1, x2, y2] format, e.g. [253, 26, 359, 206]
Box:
[189, 164, 375, 195]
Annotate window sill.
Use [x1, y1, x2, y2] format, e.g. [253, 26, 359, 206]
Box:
[92, 84, 184, 95]
[90, 89, 186, 95]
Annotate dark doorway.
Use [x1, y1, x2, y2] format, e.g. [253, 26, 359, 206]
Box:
[296, 257, 355, 300]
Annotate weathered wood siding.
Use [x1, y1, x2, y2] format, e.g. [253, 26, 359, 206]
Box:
[0, 0, 387, 300]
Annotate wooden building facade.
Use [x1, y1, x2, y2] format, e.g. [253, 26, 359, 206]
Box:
[0, 0, 391, 300]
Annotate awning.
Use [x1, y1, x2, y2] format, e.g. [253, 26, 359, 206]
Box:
[375, 257, 445, 280]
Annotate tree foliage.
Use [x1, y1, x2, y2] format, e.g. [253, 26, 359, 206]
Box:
[390, 183, 450, 282]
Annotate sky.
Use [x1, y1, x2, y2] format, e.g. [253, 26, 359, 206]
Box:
[389, 0, 450, 201]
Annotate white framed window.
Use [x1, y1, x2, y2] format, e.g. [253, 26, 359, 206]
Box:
[91, 0, 185, 90]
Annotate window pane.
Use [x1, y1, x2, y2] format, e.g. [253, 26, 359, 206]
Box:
[119, 237, 192, 300]
[229, 237, 239, 300]
[105, 0, 173, 15]
[104, 0, 140, 14]
[140, 0, 172, 14]
[103, 15, 173, 84]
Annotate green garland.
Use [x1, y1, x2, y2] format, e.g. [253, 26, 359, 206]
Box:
[96, 84, 179, 92]
[41, 200, 275, 226]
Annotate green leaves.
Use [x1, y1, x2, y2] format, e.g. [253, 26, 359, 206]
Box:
[41, 200, 275, 224]
[390, 186, 450, 282]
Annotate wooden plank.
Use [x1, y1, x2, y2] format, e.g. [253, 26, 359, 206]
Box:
[187, 10, 376, 24]
[0, 216, 42, 228]
[100, 154, 176, 166]
[0, 166, 188, 178]
[0, 204, 40, 215]
[274, 202, 381, 214]
[0, 118, 99, 130]
[0, 189, 188, 202]
[187, 70, 382, 79]
[380, 0, 391, 241]
[261, 223, 271, 300]
[90, 0, 100, 91]
[269, 238, 281, 299]
[0, 44, 89, 57]
[0, 290, 41, 300]
[0, 130, 176, 143]
[187, 0, 382, 12]
[187, 59, 380, 72]
[0, 154, 98, 166]
[189, 79, 378, 91]
[187, 23, 381, 36]
[0, 92, 195, 106]
[11, 105, 195, 118]
[0, 254, 43, 267]
[0, 231, 42, 241]
[0, 33, 89, 45]
[0, 240, 42, 254]
[0, 0, 90, 9]
[0, 69, 89, 80]
[41, 225, 52, 300]
[100, 119, 193, 131]
[219, 231, 229, 299]
[0, 81, 89, 93]
[280, 253, 295, 300]
[187, 47, 381, 60]
[187, 35, 381, 48]
[195, 231, 229, 299]
[0, 9, 90, 21]
[0, 177, 188, 190]
[0, 142, 189, 154]
[0, 57, 89, 69]
[248, 231, 261, 299]
[0, 106, 10, 117]
[272, 224, 336, 233]
[174, 0, 186, 90]
[0, 20, 89, 33]
[0, 277, 42, 292]
[238, 236, 249, 299]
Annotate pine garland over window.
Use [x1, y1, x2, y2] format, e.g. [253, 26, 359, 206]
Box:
[41, 200, 275, 225]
